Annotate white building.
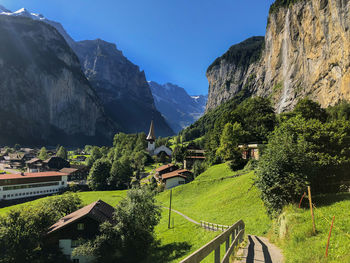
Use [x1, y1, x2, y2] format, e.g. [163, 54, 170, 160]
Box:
[0, 171, 68, 201]
[161, 169, 193, 189]
[146, 120, 172, 157]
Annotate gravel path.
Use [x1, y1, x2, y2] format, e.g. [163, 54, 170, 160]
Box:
[234, 235, 284, 263]
[162, 207, 200, 225]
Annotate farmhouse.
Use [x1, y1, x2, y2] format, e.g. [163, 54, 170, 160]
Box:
[43, 156, 70, 170]
[0, 171, 68, 202]
[26, 158, 44, 172]
[47, 200, 115, 263]
[161, 169, 193, 189]
[155, 163, 178, 179]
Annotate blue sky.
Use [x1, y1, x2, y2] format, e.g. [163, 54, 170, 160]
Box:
[0, 0, 275, 95]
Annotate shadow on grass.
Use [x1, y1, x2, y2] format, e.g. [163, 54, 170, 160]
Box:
[312, 193, 350, 207]
[147, 241, 192, 263]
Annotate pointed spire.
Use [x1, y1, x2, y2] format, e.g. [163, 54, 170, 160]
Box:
[146, 120, 156, 142]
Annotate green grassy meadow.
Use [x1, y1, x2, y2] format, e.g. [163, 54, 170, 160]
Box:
[271, 194, 350, 263]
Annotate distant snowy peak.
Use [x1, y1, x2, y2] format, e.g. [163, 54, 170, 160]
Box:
[0, 6, 75, 46]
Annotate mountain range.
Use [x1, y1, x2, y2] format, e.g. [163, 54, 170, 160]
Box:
[148, 81, 207, 133]
[0, 6, 182, 145]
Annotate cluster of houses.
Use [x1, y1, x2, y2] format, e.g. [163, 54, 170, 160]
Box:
[0, 148, 89, 204]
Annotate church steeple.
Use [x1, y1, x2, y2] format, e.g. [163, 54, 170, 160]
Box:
[146, 120, 156, 153]
[146, 120, 156, 142]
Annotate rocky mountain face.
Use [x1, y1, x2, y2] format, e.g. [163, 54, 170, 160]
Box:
[149, 81, 207, 133]
[0, 6, 174, 143]
[72, 40, 174, 137]
[0, 15, 116, 146]
[206, 0, 350, 113]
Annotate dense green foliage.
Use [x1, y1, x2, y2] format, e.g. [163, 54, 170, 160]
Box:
[207, 36, 264, 72]
[56, 146, 68, 160]
[257, 99, 350, 215]
[74, 188, 161, 263]
[38, 146, 49, 160]
[88, 159, 112, 190]
[0, 193, 82, 263]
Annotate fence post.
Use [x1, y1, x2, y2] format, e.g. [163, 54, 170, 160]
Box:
[325, 216, 335, 258]
[308, 186, 316, 234]
[226, 236, 230, 252]
[214, 246, 220, 263]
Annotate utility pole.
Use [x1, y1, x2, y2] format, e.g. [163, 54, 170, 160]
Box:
[168, 189, 172, 229]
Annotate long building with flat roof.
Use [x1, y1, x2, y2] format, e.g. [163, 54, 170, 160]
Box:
[0, 171, 68, 201]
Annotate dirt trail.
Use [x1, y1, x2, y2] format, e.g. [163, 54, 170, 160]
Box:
[162, 207, 200, 225]
[234, 235, 284, 263]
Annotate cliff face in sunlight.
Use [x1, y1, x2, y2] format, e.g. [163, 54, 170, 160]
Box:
[207, 0, 350, 113]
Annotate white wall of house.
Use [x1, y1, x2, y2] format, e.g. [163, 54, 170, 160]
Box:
[59, 239, 91, 263]
[165, 176, 186, 189]
[0, 176, 67, 201]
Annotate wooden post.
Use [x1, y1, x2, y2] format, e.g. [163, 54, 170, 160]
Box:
[325, 216, 335, 258]
[168, 189, 172, 229]
[299, 192, 306, 208]
[308, 186, 316, 234]
[214, 246, 220, 263]
[226, 236, 230, 252]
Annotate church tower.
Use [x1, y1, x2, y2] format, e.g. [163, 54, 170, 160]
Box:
[146, 120, 156, 153]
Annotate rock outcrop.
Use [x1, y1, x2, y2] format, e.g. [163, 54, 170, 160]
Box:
[73, 40, 174, 137]
[0, 15, 116, 145]
[149, 81, 207, 133]
[206, 0, 350, 113]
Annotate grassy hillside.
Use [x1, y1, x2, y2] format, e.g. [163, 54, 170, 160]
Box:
[155, 163, 272, 262]
[0, 190, 128, 216]
[271, 194, 350, 263]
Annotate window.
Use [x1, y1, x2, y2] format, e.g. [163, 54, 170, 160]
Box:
[179, 181, 185, 185]
[71, 240, 84, 248]
[77, 223, 85, 230]
[62, 181, 64, 185]
[73, 259, 79, 263]
[3, 195, 6, 198]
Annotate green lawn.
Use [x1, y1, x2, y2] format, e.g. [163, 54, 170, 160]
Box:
[155, 163, 272, 262]
[0, 190, 128, 216]
[272, 194, 350, 263]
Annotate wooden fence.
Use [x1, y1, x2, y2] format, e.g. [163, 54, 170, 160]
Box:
[180, 219, 245, 263]
[200, 221, 230, 232]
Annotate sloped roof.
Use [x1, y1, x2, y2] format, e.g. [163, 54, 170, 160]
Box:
[25, 158, 41, 164]
[162, 169, 192, 180]
[146, 120, 156, 141]
[47, 200, 115, 234]
[155, 163, 175, 172]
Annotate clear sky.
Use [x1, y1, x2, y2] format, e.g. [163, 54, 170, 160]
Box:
[0, 0, 275, 95]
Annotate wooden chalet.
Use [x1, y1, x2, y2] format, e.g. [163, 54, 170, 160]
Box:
[47, 200, 115, 263]
[155, 164, 178, 178]
[26, 158, 44, 172]
[238, 143, 262, 160]
[161, 169, 193, 189]
[43, 157, 70, 171]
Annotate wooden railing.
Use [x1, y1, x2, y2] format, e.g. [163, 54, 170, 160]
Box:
[180, 219, 245, 263]
[200, 221, 229, 232]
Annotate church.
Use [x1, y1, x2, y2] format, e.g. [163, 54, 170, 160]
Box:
[146, 121, 172, 157]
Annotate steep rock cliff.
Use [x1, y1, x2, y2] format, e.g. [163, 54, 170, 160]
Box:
[149, 81, 207, 133]
[0, 15, 116, 145]
[207, 0, 350, 112]
[72, 40, 174, 137]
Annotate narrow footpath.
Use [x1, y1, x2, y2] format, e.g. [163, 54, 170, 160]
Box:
[234, 235, 283, 263]
[162, 207, 200, 225]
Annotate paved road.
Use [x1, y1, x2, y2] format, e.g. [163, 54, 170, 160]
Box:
[234, 235, 284, 263]
[162, 207, 200, 225]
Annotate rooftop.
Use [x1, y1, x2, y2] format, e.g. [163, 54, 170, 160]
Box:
[162, 169, 191, 180]
[0, 171, 66, 180]
[47, 200, 115, 234]
[155, 163, 176, 172]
